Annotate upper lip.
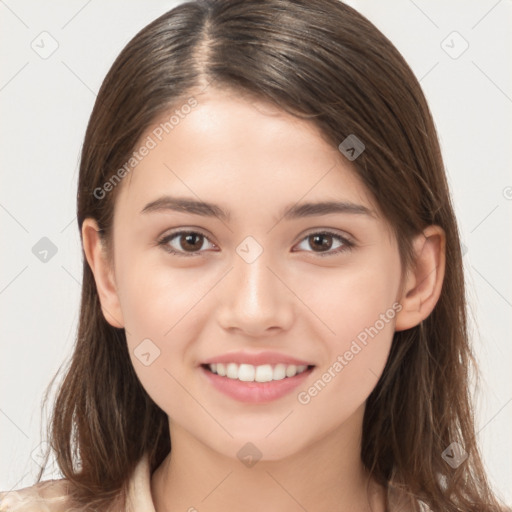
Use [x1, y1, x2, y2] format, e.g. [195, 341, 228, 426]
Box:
[201, 350, 314, 367]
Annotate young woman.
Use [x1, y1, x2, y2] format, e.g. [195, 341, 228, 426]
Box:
[1, 0, 509, 511]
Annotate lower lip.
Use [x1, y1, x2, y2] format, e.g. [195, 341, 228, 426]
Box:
[200, 365, 314, 403]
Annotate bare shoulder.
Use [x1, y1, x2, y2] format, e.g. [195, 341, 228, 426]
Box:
[0, 478, 72, 512]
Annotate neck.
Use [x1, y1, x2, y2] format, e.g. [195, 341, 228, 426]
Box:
[151, 404, 386, 512]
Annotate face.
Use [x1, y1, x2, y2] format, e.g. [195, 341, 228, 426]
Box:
[104, 89, 405, 461]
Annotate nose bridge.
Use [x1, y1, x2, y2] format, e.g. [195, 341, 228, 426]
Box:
[217, 241, 293, 334]
[233, 245, 280, 312]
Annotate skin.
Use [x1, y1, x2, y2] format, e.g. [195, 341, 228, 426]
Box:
[82, 88, 445, 512]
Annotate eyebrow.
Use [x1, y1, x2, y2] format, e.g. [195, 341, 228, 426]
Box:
[140, 196, 375, 222]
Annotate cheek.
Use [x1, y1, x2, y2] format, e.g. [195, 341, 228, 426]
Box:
[115, 249, 228, 418]
[299, 248, 401, 343]
[114, 233, 210, 342]
[119, 269, 204, 373]
[294, 300, 396, 429]
[294, 251, 400, 404]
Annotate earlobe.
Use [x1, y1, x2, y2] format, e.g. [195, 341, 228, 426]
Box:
[81, 218, 125, 329]
[394, 225, 446, 332]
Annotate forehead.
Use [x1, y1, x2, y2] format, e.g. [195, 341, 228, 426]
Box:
[116, 89, 380, 222]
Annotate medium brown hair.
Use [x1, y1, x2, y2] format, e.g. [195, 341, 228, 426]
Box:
[36, 1, 509, 510]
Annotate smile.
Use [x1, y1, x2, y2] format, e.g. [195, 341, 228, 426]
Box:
[205, 362, 311, 382]
[200, 363, 315, 403]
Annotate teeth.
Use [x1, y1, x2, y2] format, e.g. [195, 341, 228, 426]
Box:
[286, 365, 297, 378]
[207, 362, 310, 382]
[239, 364, 256, 382]
[226, 363, 238, 379]
[254, 364, 272, 382]
[273, 363, 286, 380]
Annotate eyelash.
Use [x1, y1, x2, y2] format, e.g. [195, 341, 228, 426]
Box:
[157, 229, 354, 258]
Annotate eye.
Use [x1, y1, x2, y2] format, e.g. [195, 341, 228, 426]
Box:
[157, 229, 354, 258]
[157, 230, 216, 257]
[293, 230, 354, 257]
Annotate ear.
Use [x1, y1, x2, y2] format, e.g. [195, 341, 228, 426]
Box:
[394, 225, 446, 331]
[81, 218, 125, 329]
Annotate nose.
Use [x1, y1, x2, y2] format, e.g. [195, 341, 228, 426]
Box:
[216, 251, 294, 337]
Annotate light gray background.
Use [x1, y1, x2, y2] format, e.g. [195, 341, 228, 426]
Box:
[1, 0, 511, 505]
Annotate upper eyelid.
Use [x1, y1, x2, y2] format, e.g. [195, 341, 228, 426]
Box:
[160, 226, 354, 241]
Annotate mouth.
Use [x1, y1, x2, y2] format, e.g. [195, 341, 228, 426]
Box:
[199, 362, 316, 403]
[201, 362, 314, 382]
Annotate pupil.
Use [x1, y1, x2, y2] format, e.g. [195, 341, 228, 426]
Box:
[182, 233, 202, 251]
[310, 234, 332, 251]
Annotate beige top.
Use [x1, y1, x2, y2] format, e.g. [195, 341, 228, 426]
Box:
[0, 453, 155, 512]
[0, 453, 429, 511]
